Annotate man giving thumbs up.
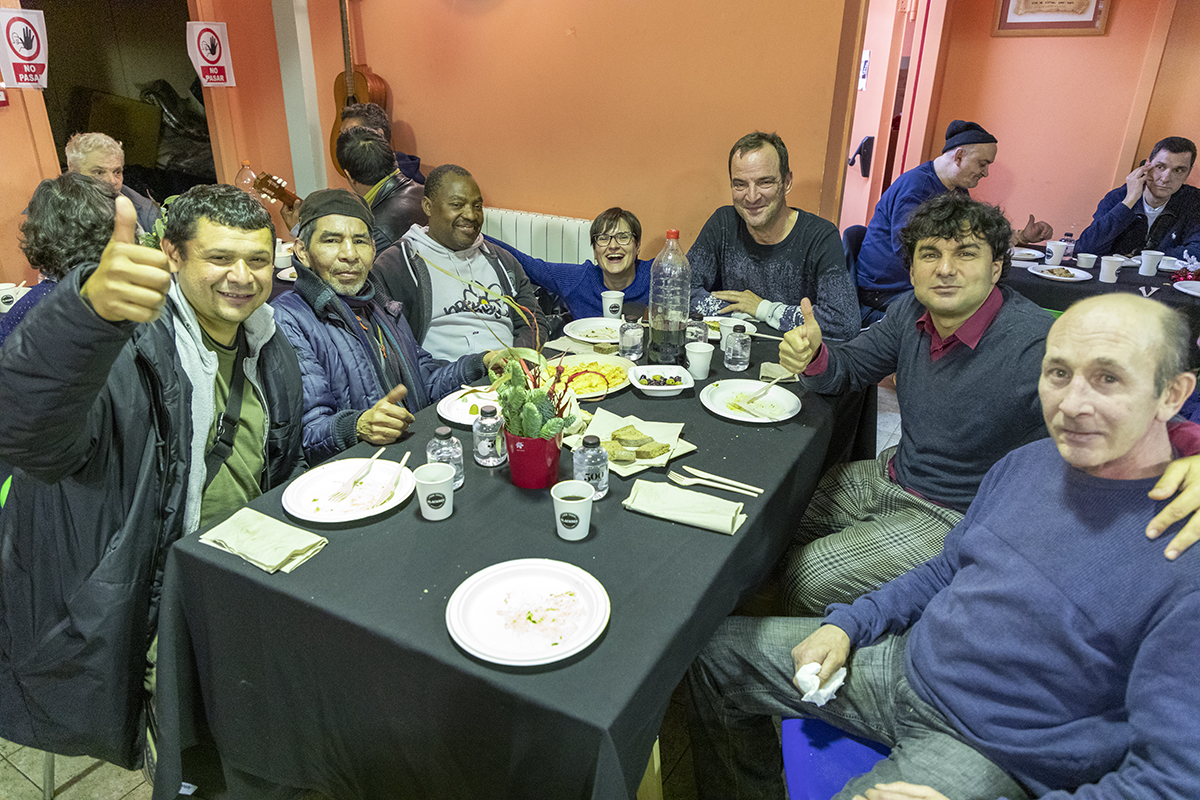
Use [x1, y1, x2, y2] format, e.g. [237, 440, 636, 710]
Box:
[0, 184, 305, 775]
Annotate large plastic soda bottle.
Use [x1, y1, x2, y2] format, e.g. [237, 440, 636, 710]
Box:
[648, 229, 690, 365]
[234, 160, 255, 193]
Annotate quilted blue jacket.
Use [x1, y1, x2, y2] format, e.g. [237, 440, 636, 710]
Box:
[272, 265, 485, 464]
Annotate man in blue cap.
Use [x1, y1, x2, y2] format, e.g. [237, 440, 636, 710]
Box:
[855, 120, 1053, 323]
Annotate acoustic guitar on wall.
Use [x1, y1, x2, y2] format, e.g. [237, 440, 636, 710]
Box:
[329, 0, 388, 177]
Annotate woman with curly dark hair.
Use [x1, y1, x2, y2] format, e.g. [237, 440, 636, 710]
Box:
[0, 172, 116, 347]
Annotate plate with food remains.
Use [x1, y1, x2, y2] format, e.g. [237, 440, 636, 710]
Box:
[1173, 281, 1200, 298]
[437, 386, 501, 427]
[1011, 247, 1044, 262]
[276, 266, 298, 282]
[281, 456, 414, 523]
[1028, 265, 1092, 282]
[700, 379, 801, 424]
[545, 353, 634, 400]
[702, 316, 757, 341]
[445, 558, 611, 666]
[563, 317, 621, 345]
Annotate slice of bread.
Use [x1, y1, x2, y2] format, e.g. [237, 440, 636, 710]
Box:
[600, 440, 636, 462]
[612, 424, 653, 447]
[635, 441, 670, 459]
[592, 342, 619, 355]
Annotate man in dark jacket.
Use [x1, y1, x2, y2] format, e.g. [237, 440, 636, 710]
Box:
[337, 126, 428, 252]
[272, 189, 488, 464]
[1076, 136, 1200, 258]
[0, 185, 305, 772]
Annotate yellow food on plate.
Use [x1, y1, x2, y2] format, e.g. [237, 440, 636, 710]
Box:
[558, 361, 627, 395]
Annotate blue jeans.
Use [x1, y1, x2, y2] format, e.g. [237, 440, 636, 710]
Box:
[686, 616, 1032, 800]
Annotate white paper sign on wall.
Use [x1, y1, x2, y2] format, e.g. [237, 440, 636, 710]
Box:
[0, 9, 49, 89]
[187, 22, 236, 87]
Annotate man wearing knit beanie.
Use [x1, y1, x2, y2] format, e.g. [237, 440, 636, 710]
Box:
[271, 188, 492, 464]
[856, 119, 1053, 324]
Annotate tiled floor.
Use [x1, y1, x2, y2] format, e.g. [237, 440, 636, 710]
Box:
[5, 387, 903, 800]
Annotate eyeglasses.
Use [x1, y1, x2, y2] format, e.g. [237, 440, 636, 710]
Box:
[595, 232, 634, 246]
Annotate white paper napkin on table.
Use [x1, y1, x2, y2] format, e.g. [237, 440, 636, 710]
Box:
[563, 408, 693, 476]
[793, 662, 847, 706]
[543, 336, 596, 355]
[199, 507, 328, 573]
[622, 479, 747, 535]
[759, 362, 799, 382]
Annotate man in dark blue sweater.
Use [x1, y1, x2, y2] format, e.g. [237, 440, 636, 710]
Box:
[688, 293, 1200, 800]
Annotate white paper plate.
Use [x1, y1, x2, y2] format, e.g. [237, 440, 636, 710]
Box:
[545, 353, 634, 400]
[281, 457, 414, 522]
[1173, 281, 1200, 298]
[562, 317, 621, 344]
[700, 379, 801, 424]
[276, 266, 297, 282]
[446, 558, 611, 666]
[1027, 265, 1092, 282]
[1011, 247, 1044, 261]
[437, 387, 500, 426]
[703, 316, 757, 341]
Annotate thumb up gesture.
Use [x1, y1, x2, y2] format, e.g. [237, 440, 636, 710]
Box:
[356, 383, 415, 444]
[779, 297, 822, 374]
[80, 195, 174, 323]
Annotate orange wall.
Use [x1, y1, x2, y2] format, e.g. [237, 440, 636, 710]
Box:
[930, 0, 1190, 240]
[314, 0, 854, 255]
[1139, 0, 1200, 160]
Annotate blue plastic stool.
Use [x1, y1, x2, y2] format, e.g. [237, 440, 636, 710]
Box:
[781, 717, 890, 800]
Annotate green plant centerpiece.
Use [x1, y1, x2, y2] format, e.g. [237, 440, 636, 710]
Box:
[492, 350, 577, 439]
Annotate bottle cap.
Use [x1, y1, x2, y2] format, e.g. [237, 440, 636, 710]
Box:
[480, 405, 497, 417]
[690, 312, 703, 321]
[734, 324, 746, 332]
[665, 229, 680, 239]
[240, 159, 250, 166]
[583, 434, 600, 447]
[435, 426, 452, 438]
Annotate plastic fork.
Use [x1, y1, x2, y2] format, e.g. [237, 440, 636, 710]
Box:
[747, 372, 794, 403]
[329, 447, 385, 502]
[367, 451, 411, 507]
[667, 470, 759, 498]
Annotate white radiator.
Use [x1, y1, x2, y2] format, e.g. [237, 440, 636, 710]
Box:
[483, 208, 593, 263]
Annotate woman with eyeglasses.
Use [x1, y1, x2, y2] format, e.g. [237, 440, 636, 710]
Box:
[486, 207, 652, 320]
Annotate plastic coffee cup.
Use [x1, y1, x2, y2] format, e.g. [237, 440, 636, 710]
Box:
[718, 318, 740, 350]
[1075, 253, 1097, 269]
[1140, 250, 1164, 276]
[413, 462, 455, 520]
[685, 341, 715, 380]
[1045, 241, 1069, 266]
[1099, 256, 1123, 284]
[601, 291, 624, 319]
[551, 480, 593, 541]
[1160, 256, 1177, 272]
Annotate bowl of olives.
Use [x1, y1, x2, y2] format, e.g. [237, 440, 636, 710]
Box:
[628, 365, 694, 398]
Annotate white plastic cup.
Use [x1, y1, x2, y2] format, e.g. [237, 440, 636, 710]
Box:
[0, 284, 23, 314]
[1045, 241, 1069, 266]
[718, 318, 740, 350]
[551, 480, 594, 541]
[685, 341, 715, 380]
[1075, 253, 1097, 269]
[1099, 256, 1123, 284]
[601, 290, 624, 319]
[1140, 250, 1164, 276]
[413, 462, 455, 520]
[1160, 256, 1178, 272]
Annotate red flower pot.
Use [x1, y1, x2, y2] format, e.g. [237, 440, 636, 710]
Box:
[504, 430, 563, 489]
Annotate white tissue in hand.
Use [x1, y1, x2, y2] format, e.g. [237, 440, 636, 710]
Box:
[793, 662, 846, 707]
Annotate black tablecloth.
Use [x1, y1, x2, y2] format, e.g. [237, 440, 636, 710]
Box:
[153, 346, 861, 800]
[1006, 262, 1200, 366]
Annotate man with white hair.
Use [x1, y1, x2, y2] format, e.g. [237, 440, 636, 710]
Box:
[687, 293, 1200, 800]
[65, 131, 159, 233]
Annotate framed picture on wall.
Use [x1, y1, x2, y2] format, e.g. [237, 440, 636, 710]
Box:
[992, 0, 1111, 37]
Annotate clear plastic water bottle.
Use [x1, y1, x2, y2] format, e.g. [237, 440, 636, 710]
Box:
[685, 312, 708, 344]
[427, 426, 465, 489]
[619, 314, 644, 361]
[234, 160, 255, 194]
[573, 434, 609, 500]
[724, 324, 750, 372]
[472, 405, 507, 467]
[648, 229, 691, 365]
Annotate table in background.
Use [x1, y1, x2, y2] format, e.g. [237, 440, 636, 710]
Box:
[153, 345, 867, 800]
[1007, 261, 1200, 366]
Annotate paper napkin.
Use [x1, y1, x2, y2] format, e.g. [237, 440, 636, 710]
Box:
[199, 507, 327, 573]
[622, 479, 747, 535]
[564, 408, 692, 476]
[759, 362, 799, 382]
[793, 662, 847, 707]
